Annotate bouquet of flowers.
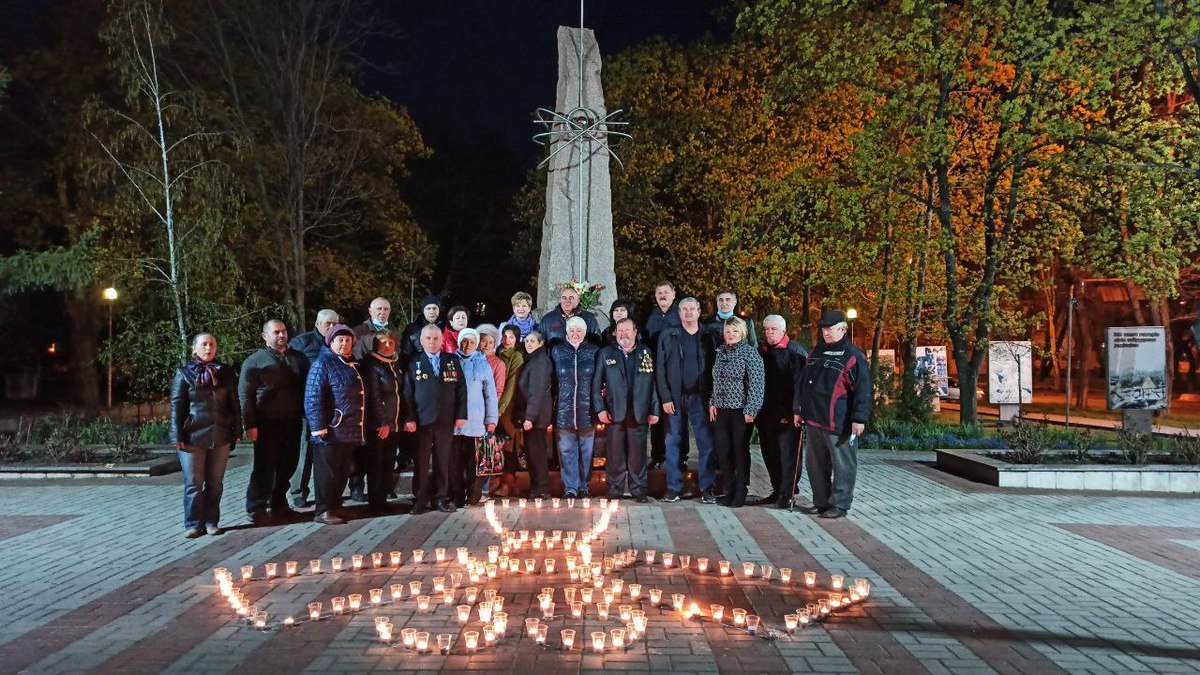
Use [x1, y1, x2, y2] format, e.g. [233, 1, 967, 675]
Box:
[557, 278, 605, 312]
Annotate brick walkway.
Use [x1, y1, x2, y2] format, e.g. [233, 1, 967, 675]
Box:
[0, 451, 1197, 674]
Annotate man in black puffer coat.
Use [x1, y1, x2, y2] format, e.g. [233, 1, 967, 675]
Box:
[304, 324, 366, 525]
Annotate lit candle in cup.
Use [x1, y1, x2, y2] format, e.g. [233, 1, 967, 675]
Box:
[535, 497, 544, 508]
[804, 571, 817, 587]
[732, 608, 747, 627]
[435, 547, 446, 563]
[632, 610, 647, 632]
[416, 595, 430, 611]
[371, 551, 384, 568]
[409, 580, 422, 596]
[519, 498, 527, 509]
[680, 554, 691, 570]
[697, 557, 709, 573]
[649, 588, 663, 606]
[369, 588, 383, 605]
[592, 631, 605, 652]
[597, 602, 609, 619]
[241, 565, 253, 582]
[561, 629, 575, 651]
[283, 616, 295, 628]
[285, 560, 298, 577]
[465, 586, 479, 603]
[389, 551, 402, 566]
[308, 602, 322, 621]
[478, 601, 493, 622]
[331, 557, 343, 573]
[662, 552, 674, 568]
[526, 617, 540, 637]
[761, 564, 774, 580]
[402, 628, 417, 648]
[464, 631, 479, 651]
[571, 600, 583, 618]
[331, 596, 346, 614]
[390, 583, 403, 601]
[543, 600, 555, 619]
[831, 574, 844, 590]
[780, 567, 792, 583]
[348, 594, 362, 611]
[719, 560, 732, 576]
[645, 550, 657, 564]
[629, 584, 641, 600]
[309, 559, 322, 575]
[438, 634, 452, 654]
[254, 610, 268, 630]
[351, 554, 363, 570]
[433, 577, 446, 592]
[672, 593, 685, 611]
[412, 549, 425, 564]
[265, 563, 277, 579]
[553, 498, 561, 508]
[742, 562, 756, 578]
[457, 547, 469, 564]
[457, 604, 471, 623]
[545, 559, 556, 574]
[535, 625, 547, 644]
[483, 627, 496, 646]
[611, 627, 625, 649]
[415, 631, 430, 653]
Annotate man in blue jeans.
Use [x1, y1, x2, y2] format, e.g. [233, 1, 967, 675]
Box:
[550, 316, 600, 497]
[655, 297, 716, 502]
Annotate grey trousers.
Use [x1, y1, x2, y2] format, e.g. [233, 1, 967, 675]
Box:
[804, 428, 858, 511]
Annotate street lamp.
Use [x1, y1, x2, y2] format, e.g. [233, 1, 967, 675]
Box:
[103, 287, 118, 409]
[846, 308, 858, 343]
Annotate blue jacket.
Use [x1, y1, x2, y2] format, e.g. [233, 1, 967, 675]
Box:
[455, 351, 498, 437]
[304, 347, 366, 445]
[537, 306, 601, 347]
[551, 340, 600, 431]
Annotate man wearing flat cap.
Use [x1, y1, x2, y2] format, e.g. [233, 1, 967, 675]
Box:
[792, 310, 872, 519]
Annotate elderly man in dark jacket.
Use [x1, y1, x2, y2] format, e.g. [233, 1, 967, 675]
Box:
[551, 316, 600, 497]
[757, 314, 808, 508]
[240, 319, 309, 525]
[593, 318, 660, 502]
[793, 310, 872, 519]
[402, 324, 467, 514]
[401, 295, 444, 360]
[655, 297, 717, 503]
[538, 286, 600, 346]
[304, 324, 366, 525]
[287, 308, 338, 509]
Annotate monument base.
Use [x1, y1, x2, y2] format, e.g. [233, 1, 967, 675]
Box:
[998, 404, 1021, 423]
[1122, 410, 1154, 434]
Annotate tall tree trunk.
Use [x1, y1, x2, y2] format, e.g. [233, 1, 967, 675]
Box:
[65, 288, 102, 407]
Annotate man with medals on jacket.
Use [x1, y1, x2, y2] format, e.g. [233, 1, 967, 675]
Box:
[402, 324, 468, 514]
[593, 318, 660, 503]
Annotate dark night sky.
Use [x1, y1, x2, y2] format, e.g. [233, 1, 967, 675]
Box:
[370, 0, 729, 158]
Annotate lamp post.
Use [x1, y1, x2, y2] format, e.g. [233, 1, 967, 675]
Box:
[103, 287, 118, 409]
[846, 308, 858, 344]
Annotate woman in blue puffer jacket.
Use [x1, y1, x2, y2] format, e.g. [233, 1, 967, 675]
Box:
[550, 316, 600, 497]
[304, 324, 365, 525]
[451, 328, 498, 506]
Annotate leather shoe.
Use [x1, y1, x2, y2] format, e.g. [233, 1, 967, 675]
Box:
[206, 524, 223, 536]
[411, 501, 431, 515]
[750, 493, 779, 506]
[796, 503, 824, 515]
[634, 494, 649, 503]
[272, 506, 300, 521]
[248, 510, 271, 526]
[819, 507, 848, 519]
[183, 527, 204, 539]
[291, 495, 309, 510]
[314, 511, 346, 525]
[435, 499, 457, 513]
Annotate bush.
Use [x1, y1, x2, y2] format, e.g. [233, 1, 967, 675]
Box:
[1175, 430, 1200, 465]
[1115, 428, 1156, 465]
[1068, 429, 1095, 463]
[861, 420, 1005, 452]
[997, 418, 1055, 464]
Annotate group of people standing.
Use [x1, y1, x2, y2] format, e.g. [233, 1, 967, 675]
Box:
[167, 282, 872, 538]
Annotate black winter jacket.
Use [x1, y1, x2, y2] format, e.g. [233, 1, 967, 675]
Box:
[304, 348, 367, 445]
[794, 336, 873, 433]
[551, 340, 599, 431]
[402, 350, 468, 427]
[537, 306, 601, 347]
[759, 337, 807, 426]
[170, 361, 241, 449]
[515, 347, 553, 429]
[655, 325, 716, 406]
[592, 343, 660, 425]
[362, 352, 404, 432]
[238, 347, 308, 429]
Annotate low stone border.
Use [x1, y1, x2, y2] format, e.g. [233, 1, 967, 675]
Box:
[0, 454, 180, 479]
[935, 449, 1200, 493]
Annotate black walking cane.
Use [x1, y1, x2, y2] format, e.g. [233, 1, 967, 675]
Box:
[788, 421, 806, 512]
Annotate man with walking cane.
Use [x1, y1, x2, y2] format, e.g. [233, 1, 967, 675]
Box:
[756, 315, 807, 508]
[792, 310, 872, 519]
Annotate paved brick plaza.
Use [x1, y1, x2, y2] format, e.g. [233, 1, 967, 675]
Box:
[0, 452, 1197, 674]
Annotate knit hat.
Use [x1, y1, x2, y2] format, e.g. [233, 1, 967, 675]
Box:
[325, 323, 354, 346]
[457, 327, 480, 347]
[476, 323, 500, 344]
[420, 295, 442, 312]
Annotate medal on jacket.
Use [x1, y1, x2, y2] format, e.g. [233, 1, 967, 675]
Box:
[443, 361, 458, 382]
[416, 363, 427, 381]
[638, 350, 654, 373]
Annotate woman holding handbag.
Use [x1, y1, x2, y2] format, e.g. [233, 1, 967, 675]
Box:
[451, 328, 498, 506]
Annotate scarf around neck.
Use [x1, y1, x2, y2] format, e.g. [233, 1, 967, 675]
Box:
[188, 358, 221, 387]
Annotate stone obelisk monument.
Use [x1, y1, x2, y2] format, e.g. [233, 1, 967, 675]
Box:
[535, 26, 619, 321]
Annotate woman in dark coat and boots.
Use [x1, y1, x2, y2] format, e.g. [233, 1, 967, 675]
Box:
[171, 333, 241, 538]
[515, 331, 553, 498]
[357, 328, 404, 513]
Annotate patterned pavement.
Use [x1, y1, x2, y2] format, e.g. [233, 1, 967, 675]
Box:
[0, 450, 1197, 674]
